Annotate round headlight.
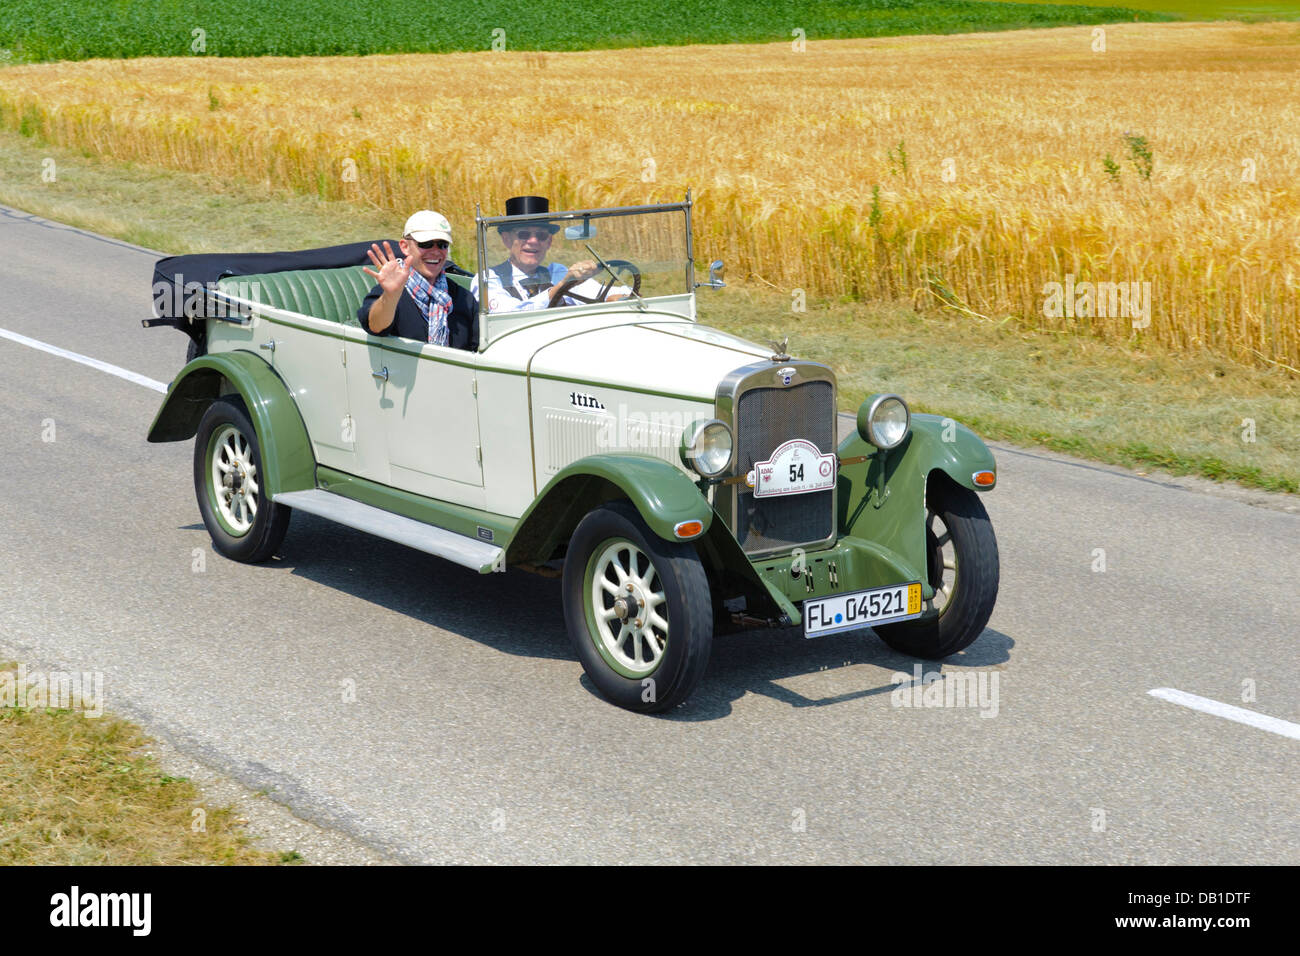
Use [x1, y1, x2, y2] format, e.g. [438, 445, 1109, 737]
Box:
[680, 419, 733, 478]
[858, 394, 910, 450]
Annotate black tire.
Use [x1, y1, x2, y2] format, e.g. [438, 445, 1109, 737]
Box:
[562, 501, 712, 713]
[193, 397, 291, 563]
[874, 478, 998, 658]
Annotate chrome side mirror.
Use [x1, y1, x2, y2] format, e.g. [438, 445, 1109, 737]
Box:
[696, 259, 726, 290]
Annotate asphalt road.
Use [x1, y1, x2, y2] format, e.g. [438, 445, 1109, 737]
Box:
[1, 204, 1296, 864]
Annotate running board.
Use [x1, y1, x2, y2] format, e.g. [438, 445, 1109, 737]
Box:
[273, 489, 503, 573]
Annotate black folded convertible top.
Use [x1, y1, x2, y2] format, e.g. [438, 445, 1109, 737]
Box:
[148, 240, 470, 323]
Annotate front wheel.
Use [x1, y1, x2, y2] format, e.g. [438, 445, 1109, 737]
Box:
[562, 502, 712, 713]
[874, 479, 999, 658]
[193, 397, 291, 563]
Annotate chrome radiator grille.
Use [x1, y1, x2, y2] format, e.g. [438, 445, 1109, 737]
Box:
[733, 380, 836, 555]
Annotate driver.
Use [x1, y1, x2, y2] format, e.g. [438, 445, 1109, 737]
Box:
[471, 195, 626, 313]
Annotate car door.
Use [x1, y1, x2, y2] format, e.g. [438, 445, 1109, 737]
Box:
[344, 333, 484, 508]
[268, 319, 355, 472]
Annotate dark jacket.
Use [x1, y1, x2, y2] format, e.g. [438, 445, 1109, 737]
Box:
[356, 276, 479, 351]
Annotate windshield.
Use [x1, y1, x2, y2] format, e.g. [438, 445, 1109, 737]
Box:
[473, 202, 693, 342]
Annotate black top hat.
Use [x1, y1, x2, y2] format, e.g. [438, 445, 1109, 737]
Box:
[499, 195, 559, 233]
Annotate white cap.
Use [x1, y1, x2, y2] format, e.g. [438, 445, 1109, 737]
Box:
[403, 210, 452, 244]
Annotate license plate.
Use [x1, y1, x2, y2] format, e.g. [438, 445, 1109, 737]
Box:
[750, 439, 836, 498]
[804, 582, 923, 638]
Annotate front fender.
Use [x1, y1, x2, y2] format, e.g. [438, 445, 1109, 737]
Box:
[834, 413, 995, 581]
[837, 413, 996, 500]
[905, 414, 997, 492]
[146, 350, 315, 497]
[507, 455, 712, 563]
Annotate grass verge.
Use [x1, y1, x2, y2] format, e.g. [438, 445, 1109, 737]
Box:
[0, 128, 1294, 493]
[0, 662, 293, 864]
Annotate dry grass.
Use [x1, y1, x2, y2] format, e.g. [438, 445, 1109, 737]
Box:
[0, 663, 287, 864]
[1, 22, 1297, 368]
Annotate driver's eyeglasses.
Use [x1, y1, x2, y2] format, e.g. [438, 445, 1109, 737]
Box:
[408, 238, 449, 250]
[510, 230, 553, 242]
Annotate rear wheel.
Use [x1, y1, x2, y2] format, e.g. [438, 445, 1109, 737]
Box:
[193, 397, 290, 563]
[874, 478, 998, 658]
[563, 502, 712, 713]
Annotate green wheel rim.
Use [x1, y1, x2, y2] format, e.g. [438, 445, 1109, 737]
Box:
[583, 537, 669, 679]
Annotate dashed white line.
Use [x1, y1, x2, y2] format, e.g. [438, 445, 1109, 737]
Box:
[0, 326, 168, 393]
[1149, 688, 1300, 741]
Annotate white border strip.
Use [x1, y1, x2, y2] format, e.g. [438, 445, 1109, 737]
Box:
[0, 327, 168, 393]
[1148, 688, 1300, 741]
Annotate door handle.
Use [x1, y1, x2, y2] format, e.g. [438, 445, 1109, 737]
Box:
[259, 340, 276, 352]
[372, 367, 389, 382]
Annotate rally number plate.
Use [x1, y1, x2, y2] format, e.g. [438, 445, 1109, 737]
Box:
[804, 582, 924, 638]
[750, 439, 836, 498]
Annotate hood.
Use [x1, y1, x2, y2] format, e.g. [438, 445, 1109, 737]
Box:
[527, 321, 772, 400]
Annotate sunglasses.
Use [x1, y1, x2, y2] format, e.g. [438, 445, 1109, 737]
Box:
[407, 237, 449, 250]
[509, 229, 553, 242]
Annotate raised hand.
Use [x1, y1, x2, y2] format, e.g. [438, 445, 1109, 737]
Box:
[363, 241, 412, 295]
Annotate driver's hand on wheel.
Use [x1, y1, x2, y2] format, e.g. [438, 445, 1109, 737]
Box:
[562, 260, 598, 284]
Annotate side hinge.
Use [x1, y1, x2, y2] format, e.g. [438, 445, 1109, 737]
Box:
[476, 445, 482, 464]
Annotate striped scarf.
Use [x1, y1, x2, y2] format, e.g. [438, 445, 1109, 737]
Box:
[404, 269, 452, 346]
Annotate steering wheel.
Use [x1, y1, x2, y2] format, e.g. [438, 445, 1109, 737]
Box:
[546, 246, 642, 308]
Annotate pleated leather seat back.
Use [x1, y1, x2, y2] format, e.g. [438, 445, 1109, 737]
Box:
[216, 266, 373, 326]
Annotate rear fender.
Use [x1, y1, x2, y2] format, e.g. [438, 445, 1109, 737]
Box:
[146, 350, 315, 497]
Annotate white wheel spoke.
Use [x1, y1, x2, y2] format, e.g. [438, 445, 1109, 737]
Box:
[245, 475, 259, 496]
[589, 538, 668, 675]
[943, 558, 956, 570]
[216, 459, 232, 474]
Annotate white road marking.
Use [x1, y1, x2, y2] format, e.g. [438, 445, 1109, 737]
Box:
[0, 326, 168, 393]
[1149, 688, 1300, 741]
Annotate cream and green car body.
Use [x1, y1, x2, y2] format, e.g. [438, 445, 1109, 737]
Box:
[148, 198, 999, 713]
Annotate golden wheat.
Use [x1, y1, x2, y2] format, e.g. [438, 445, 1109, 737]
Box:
[1, 22, 1297, 366]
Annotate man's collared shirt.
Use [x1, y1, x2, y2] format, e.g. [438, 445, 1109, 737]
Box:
[470, 261, 615, 314]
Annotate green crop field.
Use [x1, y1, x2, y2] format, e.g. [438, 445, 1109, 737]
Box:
[1008, 0, 1299, 17]
[0, 0, 1171, 63]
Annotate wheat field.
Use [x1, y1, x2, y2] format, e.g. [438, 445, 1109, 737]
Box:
[1, 21, 1297, 367]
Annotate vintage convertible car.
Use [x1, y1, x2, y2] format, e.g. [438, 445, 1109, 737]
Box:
[145, 196, 999, 712]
